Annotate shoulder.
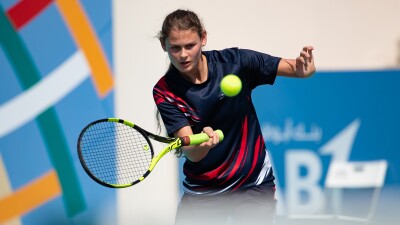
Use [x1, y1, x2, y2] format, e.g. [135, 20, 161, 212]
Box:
[204, 48, 277, 65]
[153, 75, 168, 91]
[203, 47, 242, 64]
[153, 66, 180, 92]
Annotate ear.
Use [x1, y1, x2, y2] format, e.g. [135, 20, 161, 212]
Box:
[161, 41, 166, 52]
[201, 31, 207, 47]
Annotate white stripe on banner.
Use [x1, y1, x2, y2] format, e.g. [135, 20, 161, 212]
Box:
[0, 51, 90, 138]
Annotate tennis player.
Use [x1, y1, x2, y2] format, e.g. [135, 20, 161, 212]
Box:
[153, 9, 316, 225]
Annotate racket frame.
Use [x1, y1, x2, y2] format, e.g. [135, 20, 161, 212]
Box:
[77, 118, 223, 188]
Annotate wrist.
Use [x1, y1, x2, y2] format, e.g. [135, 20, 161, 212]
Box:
[183, 146, 211, 162]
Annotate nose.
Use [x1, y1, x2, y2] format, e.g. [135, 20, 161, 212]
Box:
[180, 49, 188, 58]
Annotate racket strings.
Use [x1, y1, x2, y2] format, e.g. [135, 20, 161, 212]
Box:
[80, 122, 152, 185]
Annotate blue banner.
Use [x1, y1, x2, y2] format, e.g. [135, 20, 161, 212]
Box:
[253, 69, 400, 215]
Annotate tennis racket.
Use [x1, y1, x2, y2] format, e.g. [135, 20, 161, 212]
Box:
[77, 118, 224, 188]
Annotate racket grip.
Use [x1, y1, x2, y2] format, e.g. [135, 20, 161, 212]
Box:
[182, 130, 224, 146]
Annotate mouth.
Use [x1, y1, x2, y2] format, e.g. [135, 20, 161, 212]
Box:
[180, 61, 190, 68]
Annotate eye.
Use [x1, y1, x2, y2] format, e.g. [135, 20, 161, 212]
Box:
[170, 46, 181, 51]
[185, 44, 195, 50]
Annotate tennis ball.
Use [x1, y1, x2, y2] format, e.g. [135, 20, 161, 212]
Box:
[220, 74, 242, 97]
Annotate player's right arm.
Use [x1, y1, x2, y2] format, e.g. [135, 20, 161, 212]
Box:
[174, 126, 220, 162]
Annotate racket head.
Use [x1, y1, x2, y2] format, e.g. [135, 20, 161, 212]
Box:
[77, 118, 154, 188]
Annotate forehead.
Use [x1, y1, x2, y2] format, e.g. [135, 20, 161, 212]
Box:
[166, 29, 201, 45]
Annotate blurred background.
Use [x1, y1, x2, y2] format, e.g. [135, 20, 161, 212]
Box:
[1, 0, 399, 224]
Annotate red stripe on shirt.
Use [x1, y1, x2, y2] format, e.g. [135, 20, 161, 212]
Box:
[233, 134, 263, 191]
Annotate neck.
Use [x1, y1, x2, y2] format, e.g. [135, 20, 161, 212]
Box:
[182, 54, 208, 84]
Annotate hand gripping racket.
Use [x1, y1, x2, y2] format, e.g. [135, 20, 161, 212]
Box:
[77, 118, 224, 188]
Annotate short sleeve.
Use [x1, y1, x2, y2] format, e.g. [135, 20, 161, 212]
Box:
[239, 49, 281, 89]
[155, 100, 190, 136]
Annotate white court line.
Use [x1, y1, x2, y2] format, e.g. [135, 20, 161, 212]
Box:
[0, 51, 90, 138]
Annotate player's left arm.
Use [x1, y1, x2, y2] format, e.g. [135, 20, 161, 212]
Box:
[277, 46, 316, 78]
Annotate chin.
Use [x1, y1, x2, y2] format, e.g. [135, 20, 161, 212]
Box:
[179, 66, 193, 74]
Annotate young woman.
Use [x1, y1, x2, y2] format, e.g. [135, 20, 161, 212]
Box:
[153, 9, 316, 225]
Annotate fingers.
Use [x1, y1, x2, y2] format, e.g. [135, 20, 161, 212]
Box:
[296, 55, 306, 65]
[306, 46, 314, 60]
[300, 46, 314, 64]
[293, 46, 316, 78]
[202, 127, 220, 146]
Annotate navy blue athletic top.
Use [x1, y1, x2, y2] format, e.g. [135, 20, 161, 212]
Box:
[153, 48, 281, 195]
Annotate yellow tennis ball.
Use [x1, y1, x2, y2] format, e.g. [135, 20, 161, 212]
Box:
[220, 74, 242, 97]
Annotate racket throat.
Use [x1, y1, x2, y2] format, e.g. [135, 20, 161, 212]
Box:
[139, 170, 151, 182]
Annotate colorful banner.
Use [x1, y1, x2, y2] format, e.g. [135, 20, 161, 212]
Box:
[0, 1, 115, 224]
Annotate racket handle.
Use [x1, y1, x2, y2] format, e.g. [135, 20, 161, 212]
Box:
[181, 130, 224, 146]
